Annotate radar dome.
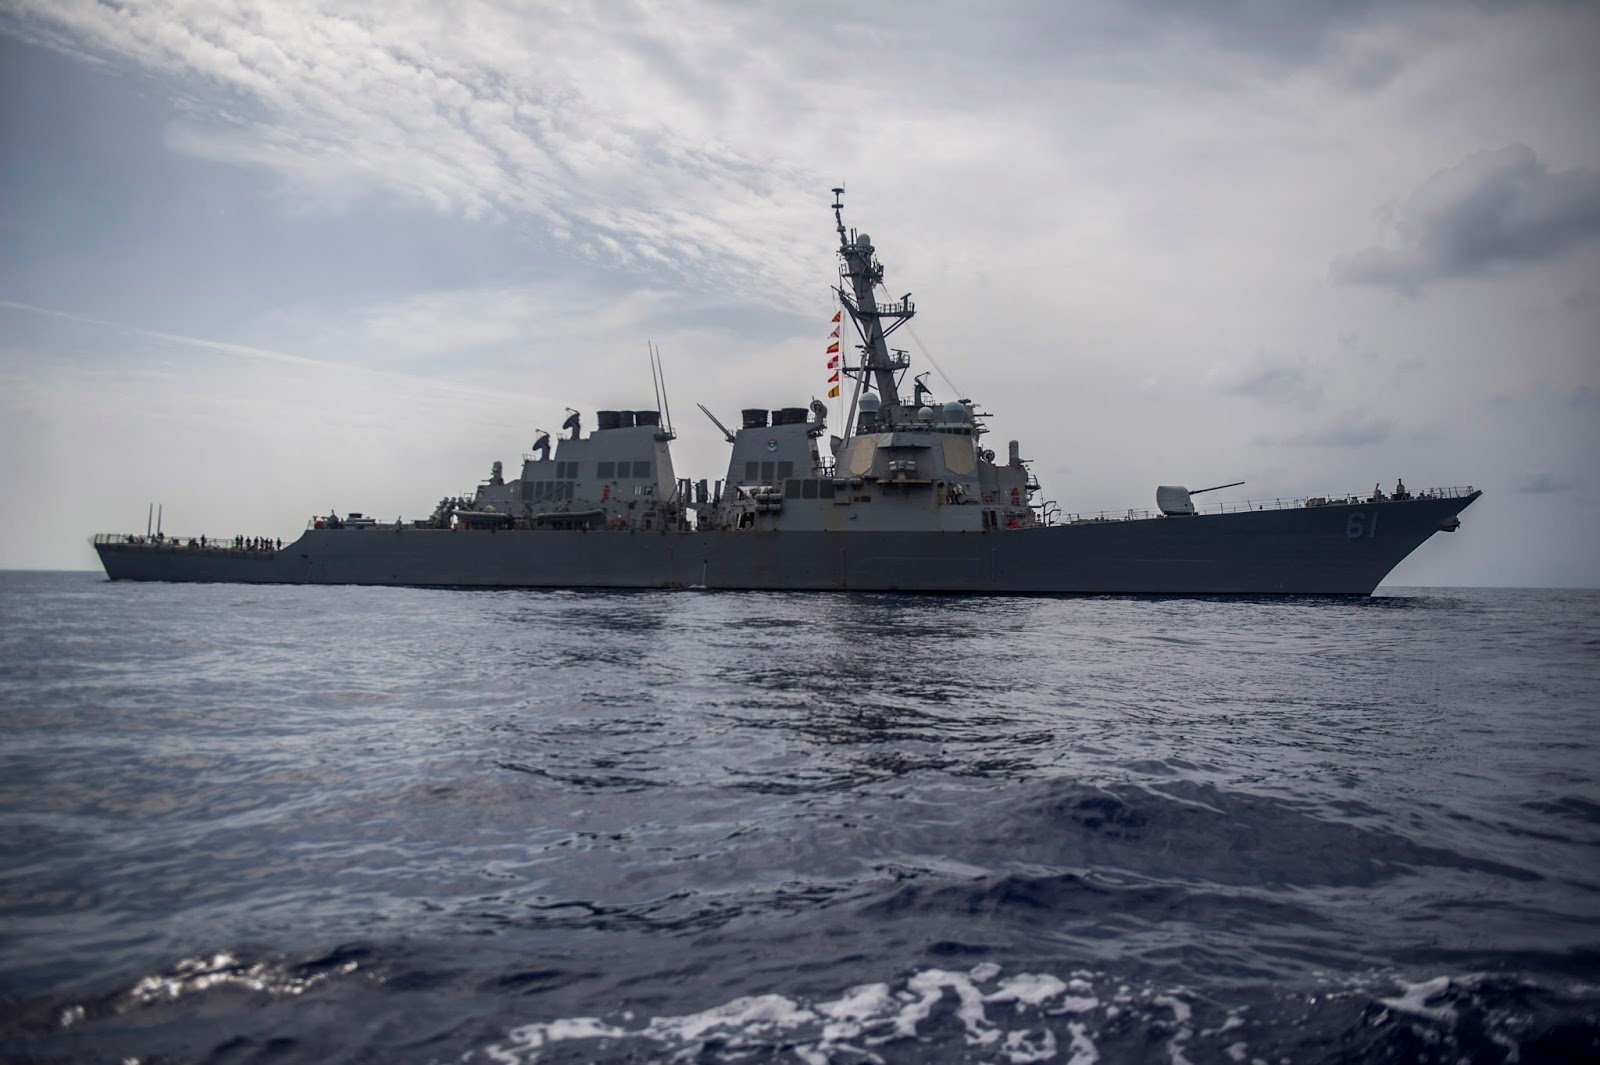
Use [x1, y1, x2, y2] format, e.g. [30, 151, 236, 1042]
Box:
[859, 393, 881, 412]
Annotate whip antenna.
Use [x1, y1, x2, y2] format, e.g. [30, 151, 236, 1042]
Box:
[647, 341, 663, 422]
[653, 342, 675, 435]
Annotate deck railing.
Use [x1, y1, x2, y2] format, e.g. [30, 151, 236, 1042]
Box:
[91, 533, 281, 553]
[94, 487, 1479, 543]
[1059, 485, 1476, 525]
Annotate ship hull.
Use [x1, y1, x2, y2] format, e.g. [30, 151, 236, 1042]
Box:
[94, 493, 1478, 595]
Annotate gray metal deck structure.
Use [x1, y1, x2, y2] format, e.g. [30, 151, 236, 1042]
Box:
[95, 490, 1478, 595]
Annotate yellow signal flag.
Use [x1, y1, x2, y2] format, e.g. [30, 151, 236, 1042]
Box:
[827, 385, 841, 398]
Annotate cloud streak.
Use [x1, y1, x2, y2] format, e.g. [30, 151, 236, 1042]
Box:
[8, 0, 825, 302]
[0, 299, 542, 405]
[1512, 470, 1576, 494]
[1331, 144, 1600, 292]
[1222, 359, 1325, 409]
[1276, 413, 1396, 448]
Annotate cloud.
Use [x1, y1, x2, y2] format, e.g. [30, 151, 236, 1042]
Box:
[346, 284, 670, 364]
[1562, 289, 1600, 312]
[1278, 413, 1395, 448]
[1222, 359, 1324, 409]
[1513, 470, 1577, 494]
[3, 0, 827, 305]
[0, 299, 538, 406]
[1331, 144, 1600, 292]
[3, 0, 1509, 315]
[1130, 0, 1387, 62]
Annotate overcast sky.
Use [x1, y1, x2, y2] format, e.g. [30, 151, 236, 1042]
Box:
[2, 0, 1597, 585]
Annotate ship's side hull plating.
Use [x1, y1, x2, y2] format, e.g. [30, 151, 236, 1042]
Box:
[95, 494, 1477, 595]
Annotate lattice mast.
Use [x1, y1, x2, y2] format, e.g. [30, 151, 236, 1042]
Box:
[832, 188, 916, 426]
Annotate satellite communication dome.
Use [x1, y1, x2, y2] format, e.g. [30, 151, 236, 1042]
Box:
[859, 393, 881, 412]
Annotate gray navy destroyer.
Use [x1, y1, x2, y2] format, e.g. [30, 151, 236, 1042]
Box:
[94, 190, 1480, 595]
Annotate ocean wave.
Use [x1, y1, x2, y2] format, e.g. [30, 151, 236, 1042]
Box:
[474, 963, 1600, 1064]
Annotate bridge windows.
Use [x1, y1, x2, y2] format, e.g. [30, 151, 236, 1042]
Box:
[783, 479, 839, 500]
[524, 481, 576, 501]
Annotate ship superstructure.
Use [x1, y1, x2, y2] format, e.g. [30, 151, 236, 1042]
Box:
[93, 190, 1480, 594]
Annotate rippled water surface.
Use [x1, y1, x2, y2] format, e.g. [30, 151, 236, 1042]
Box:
[1, 573, 1596, 1063]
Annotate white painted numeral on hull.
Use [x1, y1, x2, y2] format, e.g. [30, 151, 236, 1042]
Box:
[1346, 512, 1379, 540]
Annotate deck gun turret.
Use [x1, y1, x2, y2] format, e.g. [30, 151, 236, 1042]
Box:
[1157, 481, 1246, 516]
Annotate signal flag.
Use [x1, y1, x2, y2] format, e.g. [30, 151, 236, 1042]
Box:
[827, 310, 844, 400]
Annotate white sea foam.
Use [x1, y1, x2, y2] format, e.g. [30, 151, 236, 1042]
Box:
[1065, 1021, 1099, 1065]
[1153, 992, 1192, 1025]
[491, 1017, 624, 1056]
[1378, 976, 1458, 1024]
[479, 965, 1512, 1064]
[970, 961, 1003, 982]
[1152, 993, 1194, 1065]
[817, 981, 894, 1027]
[989, 973, 1071, 1009]
[478, 962, 1097, 1063]
[1003, 1025, 1059, 1063]
[124, 951, 358, 1007]
[651, 993, 816, 1043]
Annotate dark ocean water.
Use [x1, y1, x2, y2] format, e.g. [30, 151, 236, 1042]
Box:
[0, 572, 1596, 1064]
